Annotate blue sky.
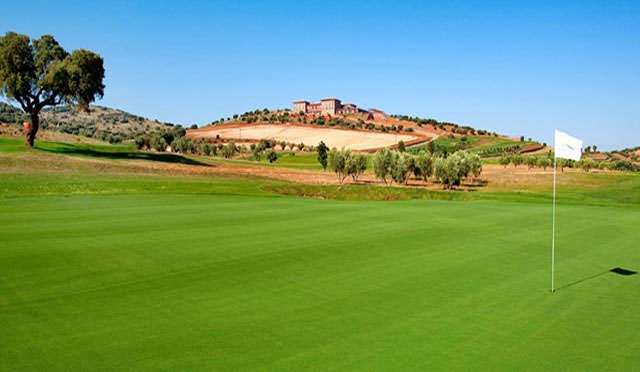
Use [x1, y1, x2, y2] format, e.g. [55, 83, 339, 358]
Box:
[2, 0, 639, 150]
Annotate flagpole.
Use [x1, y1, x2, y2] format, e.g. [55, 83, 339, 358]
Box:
[551, 155, 557, 293]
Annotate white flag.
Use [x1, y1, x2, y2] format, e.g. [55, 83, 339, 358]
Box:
[554, 130, 583, 161]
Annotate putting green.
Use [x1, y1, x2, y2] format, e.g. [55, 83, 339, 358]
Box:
[1, 193, 638, 371]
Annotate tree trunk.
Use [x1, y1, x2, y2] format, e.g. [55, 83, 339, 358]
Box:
[25, 112, 39, 147]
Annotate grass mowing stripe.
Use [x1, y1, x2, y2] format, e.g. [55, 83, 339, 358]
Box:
[1, 193, 639, 371]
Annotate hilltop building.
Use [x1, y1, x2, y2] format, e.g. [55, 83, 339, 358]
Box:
[293, 98, 372, 117]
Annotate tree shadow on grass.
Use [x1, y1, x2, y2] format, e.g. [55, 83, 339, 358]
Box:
[38, 143, 211, 167]
[555, 267, 637, 292]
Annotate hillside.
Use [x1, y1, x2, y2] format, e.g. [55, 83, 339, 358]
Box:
[190, 108, 540, 155]
[2, 101, 548, 155]
[0, 102, 28, 125]
[611, 146, 640, 163]
[0, 102, 179, 143]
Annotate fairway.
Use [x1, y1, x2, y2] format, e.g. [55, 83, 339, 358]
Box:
[1, 193, 639, 371]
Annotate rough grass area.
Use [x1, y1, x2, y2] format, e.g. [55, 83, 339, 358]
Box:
[2, 136, 640, 207]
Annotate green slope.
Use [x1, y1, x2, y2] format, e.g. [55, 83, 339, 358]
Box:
[1, 192, 639, 371]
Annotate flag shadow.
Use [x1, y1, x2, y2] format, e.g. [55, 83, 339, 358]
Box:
[555, 267, 637, 291]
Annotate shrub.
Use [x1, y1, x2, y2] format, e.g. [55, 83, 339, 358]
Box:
[397, 140, 406, 152]
[258, 138, 271, 151]
[267, 150, 278, 163]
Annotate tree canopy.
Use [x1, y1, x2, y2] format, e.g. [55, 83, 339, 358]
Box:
[0, 32, 105, 146]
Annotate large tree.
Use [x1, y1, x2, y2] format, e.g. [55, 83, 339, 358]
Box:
[0, 32, 104, 146]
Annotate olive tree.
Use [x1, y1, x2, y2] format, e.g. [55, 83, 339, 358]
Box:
[202, 144, 212, 156]
[537, 157, 552, 170]
[406, 155, 416, 179]
[580, 158, 595, 172]
[223, 141, 237, 158]
[499, 155, 510, 168]
[134, 135, 148, 150]
[328, 147, 348, 184]
[391, 152, 410, 184]
[599, 161, 610, 171]
[557, 158, 566, 172]
[434, 153, 464, 189]
[415, 150, 433, 182]
[150, 134, 167, 152]
[372, 147, 393, 185]
[463, 151, 482, 180]
[0, 32, 105, 146]
[511, 154, 523, 168]
[251, 146, 262, 161]
[346, 152, 367, 182]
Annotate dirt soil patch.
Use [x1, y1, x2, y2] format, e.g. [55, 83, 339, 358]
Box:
[187, 123, 426, 151]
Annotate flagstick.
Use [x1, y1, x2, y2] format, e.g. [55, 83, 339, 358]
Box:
[551, 156, 557, 293]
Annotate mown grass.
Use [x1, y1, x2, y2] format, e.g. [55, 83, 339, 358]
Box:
[0, 136, 30, 153]
[215, 151, 326, 170]
[1, 193, 639, 371]
[2, 135, 640, 371]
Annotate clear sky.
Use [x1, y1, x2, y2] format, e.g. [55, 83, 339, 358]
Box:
[2, 0, 639, 150]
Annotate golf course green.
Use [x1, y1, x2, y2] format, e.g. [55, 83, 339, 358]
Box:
[1, 179, 639, 370]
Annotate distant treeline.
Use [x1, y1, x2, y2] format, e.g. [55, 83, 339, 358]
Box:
[500, 153, 640, 172]
[209, 108, 415, 133]
[392, 115, 497, 137]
